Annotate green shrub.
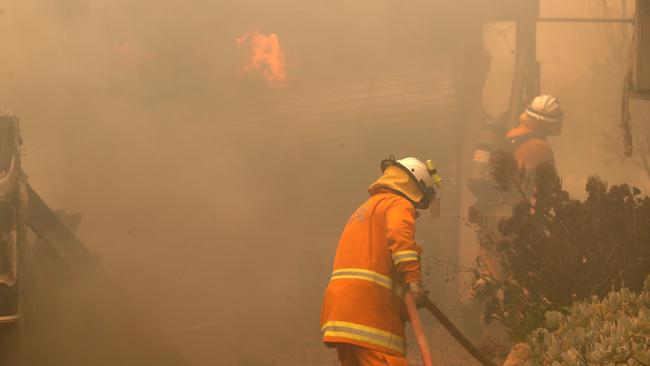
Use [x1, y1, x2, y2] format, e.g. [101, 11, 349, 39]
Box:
[469, 153, 650, 341]
[524, 276, 650, 365]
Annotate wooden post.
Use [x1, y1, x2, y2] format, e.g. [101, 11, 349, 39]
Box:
[0, 111, 25, 363]
[507, 1, 540, 127]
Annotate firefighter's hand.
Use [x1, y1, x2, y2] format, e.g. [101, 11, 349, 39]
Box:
[407, 282, 429, 308]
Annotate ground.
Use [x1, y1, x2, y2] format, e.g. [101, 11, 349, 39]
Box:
[256, 323, 486, 366]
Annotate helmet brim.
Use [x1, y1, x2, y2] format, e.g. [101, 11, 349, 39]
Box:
[525, 108, 563, 123]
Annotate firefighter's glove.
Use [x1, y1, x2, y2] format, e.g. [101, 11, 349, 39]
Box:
[407, 281, 429, 308]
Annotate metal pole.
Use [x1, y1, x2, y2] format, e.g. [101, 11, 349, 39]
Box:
[538, 17, 633, 24]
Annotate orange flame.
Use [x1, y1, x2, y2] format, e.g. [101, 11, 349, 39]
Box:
[236, 30, 287, 86]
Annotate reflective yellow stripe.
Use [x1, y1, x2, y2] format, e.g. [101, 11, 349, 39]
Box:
[330, 268, 393, 289]
[321, 321, 405, 355]
[392, 250, 419, 265]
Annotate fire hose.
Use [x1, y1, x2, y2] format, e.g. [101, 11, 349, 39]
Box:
[405, 294, 497, 366]
[404, 294, 434, 366]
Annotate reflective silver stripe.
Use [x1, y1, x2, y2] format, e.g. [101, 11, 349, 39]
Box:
[331, 268, 393, 289]
[392, 250, 419, 265]
[321, 321, 405, 355]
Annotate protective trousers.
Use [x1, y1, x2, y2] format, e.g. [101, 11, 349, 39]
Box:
[336, 344, 408, 366]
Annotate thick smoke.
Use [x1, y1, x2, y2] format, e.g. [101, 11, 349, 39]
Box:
[0, 0, 643, 365]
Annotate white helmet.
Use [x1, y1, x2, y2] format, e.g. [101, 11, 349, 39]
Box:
[381, 156, 442, 208]
[524, 95, 564, 134]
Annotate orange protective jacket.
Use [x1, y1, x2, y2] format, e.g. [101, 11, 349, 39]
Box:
[507, 124, 555, 171]
[320, 189, 422, 357]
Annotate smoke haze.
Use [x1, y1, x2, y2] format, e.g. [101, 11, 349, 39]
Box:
[0, 0, 644, 365]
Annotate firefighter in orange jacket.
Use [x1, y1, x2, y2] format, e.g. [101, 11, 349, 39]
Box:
[506, 94, 564, 213]
[507, 94, 563, 172]
[478, 95, 564, 277]
[320, 156, 442, 366]
[468, 95, 564, 347]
